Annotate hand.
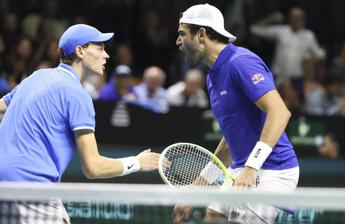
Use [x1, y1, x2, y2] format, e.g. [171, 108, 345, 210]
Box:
[269, 11, 284, 24]
[136, 149, 160, 171]
[172, 205, 193, 223]
[233, 167, 258, 188]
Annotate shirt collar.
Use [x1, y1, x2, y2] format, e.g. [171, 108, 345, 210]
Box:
[57, 63, 81, 81]
[209, 44, 235, 74]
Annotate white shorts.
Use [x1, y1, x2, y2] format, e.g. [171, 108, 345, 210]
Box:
[0, 199, 70, 224]
[208, 166, 300, 224]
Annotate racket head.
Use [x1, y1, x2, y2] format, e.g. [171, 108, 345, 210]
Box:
[159, 142, 233, 191]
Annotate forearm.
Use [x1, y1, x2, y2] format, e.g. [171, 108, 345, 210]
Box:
[82, 156, 125, 179]
[259, 108, 291, 148]
[214, 137, 231, 167]
[245, 90, 291, 171]
[76, 132, 139, 179]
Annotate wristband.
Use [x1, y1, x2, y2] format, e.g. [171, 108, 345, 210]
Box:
[200, 162, 222, 184]
[120, 156, 140, 176]
[244, 141, 272, 171]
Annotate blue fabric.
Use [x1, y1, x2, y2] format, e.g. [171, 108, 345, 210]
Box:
[0, 75, 10, 94]
[129, 83, 168, 113]
[0, 63, 95, 182]
[98, 81, 121, 101]
[98, 80, 134, 101]
[207, 44, 298, 170]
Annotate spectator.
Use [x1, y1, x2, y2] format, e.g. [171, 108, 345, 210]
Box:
[21, 0, 65, 42]
[277, 79, 301, 116]
[318, 134, 339, 159]
[35, 60, 52, 70]
[304, 76, 345, 116]
[8, 36, 33, 82]
[167, 68, 208, 108]
[44, 39, 60, 67]
[126, 66, 168, 113]
[330, 40, 345, 79]
[250, 7, 325, 82]
[0, 12, 19, 51]
[98, 65, 134, 101]
[106, 43, 133, 77]
[0, 35, 12, 94]
[31, 38, 60, 70]
[113, 43, 133, 67]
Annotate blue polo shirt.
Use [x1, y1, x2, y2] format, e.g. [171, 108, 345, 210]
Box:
[0, 63, 95, 182]
[207, 44, 298, 170]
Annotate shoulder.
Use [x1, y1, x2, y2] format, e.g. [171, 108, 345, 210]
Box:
[99, 81, 115, 93]
[301, 29, 316, 38]
[167, 82, 184, 95]
[133, 83, 146, 92]
[229, 47, 263, 69]
[55, 79, 91, 104]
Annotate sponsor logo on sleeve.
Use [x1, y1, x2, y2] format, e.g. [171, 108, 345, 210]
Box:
[251, 73, 265, 85]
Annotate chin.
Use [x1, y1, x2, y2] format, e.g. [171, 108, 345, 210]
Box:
[94, 69, 103, 76]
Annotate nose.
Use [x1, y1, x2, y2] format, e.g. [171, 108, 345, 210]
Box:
[104, 51, 110, 60]
[176, 36, 181, 47]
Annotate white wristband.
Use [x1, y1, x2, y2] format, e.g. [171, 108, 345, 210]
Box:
[200, 162, 222, 184]
[120, 156, 140, 176]
[244, 141, 272, 171]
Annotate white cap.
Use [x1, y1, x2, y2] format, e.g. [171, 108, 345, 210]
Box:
[179, 4, 236, 43]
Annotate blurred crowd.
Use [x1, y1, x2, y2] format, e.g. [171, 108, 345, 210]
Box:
[1, 0, 345, 117]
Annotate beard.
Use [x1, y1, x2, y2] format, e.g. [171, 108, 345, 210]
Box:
[184, 51, 204, 66]
[183, 44, 204, 66]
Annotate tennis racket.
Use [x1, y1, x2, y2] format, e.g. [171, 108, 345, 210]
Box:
[159, 142, 234, 191]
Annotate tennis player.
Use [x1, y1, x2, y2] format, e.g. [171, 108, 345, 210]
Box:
[173, 4, 299, 224]
[0, 24, 161, 223]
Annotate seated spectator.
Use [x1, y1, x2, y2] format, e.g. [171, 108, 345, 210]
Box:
[126, 66, 168, 113]
[277, 79, 301, 115]
[304, 76, 345, 116]
[166, 68, 208, 108]
[318, 134, 339, 159]
[105, 43, 133, 78]
[330, 40, 345, 79]
[0, 74, 10, 95]
[98, 65, 134, 101]
[8, 36, 33, 82]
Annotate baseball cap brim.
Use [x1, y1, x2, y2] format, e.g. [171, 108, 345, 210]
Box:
[214, 28, 237, 43]
[91, 33, 114, 43]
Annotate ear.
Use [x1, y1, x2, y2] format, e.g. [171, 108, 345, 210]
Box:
[75, 46, 84, 59]
[198, 27, 207, 43]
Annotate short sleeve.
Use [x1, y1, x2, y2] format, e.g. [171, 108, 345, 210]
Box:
[66, 88, 96, 132]
[232, 55, 276, 103]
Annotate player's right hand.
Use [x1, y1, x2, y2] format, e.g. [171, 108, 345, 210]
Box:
[172, 205, 193, 223]
[136, 149, 160, 171]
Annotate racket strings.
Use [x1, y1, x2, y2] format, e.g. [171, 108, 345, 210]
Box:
[162, 144, 222, 188]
